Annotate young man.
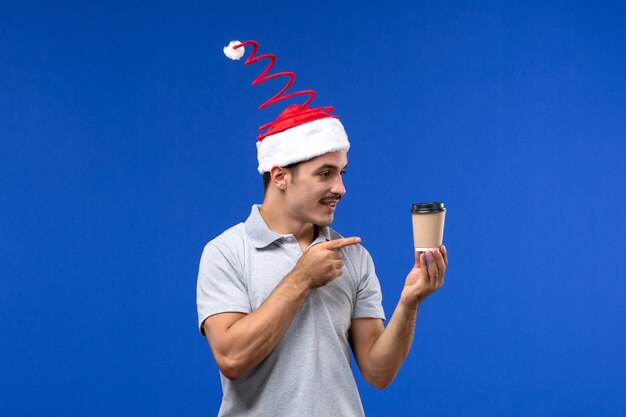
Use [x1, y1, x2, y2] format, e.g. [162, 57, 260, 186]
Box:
[196, 40, 448, 416]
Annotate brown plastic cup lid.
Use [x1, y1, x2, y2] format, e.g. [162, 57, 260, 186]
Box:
[411, 202, 446, 214]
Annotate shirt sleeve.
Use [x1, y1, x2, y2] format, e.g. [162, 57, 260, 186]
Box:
[196, 241, 252, 336]
[352, 247, 386, 321]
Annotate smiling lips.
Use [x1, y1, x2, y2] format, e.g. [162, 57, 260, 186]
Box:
[320, 198, 339, 211]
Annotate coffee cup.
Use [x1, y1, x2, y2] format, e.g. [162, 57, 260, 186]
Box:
[411, 202, 446, 251]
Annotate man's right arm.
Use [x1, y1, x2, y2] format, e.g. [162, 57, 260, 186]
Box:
[203, 271, 310, 380]
[202, 237, 361, 380]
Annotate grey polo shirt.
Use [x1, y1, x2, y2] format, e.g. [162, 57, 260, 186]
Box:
[197, 204, 386, 417]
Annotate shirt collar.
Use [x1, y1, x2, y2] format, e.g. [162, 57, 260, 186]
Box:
[244, 204, 331, 249]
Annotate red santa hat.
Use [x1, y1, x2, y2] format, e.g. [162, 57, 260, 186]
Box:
[223, 40, 350, 174]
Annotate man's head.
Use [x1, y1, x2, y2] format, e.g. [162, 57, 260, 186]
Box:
[263, 150, 348, 227]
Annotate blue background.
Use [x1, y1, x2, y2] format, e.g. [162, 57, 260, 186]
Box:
[2, 1, 625, 416]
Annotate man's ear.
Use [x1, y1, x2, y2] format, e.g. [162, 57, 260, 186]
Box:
[269, 166, 289, 190]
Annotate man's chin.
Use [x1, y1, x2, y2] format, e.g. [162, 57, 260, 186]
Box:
[316, 214, 335, 227]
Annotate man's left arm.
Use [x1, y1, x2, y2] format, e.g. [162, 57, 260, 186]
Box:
[349, 246, 448, 389]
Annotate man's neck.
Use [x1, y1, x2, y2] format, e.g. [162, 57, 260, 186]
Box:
[259, 201, 317, 245]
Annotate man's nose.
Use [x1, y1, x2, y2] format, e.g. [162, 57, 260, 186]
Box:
[331, 175, 346, 196]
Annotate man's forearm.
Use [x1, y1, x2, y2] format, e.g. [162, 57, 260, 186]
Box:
[215, 271, 311, 379]
[365, 301, 420, 387]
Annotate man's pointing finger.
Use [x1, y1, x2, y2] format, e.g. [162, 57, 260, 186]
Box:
[323, 237, 361, 250]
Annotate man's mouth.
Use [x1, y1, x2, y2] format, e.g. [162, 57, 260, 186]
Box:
[320, 198, 339, 210]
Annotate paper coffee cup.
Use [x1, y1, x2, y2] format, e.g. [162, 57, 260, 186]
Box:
[411, 202, 446, 251]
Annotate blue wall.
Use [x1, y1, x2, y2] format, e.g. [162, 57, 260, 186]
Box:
[2, 1, 625, 415]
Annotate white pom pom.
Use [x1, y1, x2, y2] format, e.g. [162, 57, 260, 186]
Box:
[223, 40, 245, 60]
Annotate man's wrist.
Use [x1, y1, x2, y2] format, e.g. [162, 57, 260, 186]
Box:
[398, 298, 420, 317]
[284, 270, 313, 296]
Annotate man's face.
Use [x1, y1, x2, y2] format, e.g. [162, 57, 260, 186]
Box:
[284, 150, 348, 227]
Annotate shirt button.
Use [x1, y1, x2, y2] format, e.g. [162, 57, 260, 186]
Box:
[286, 237, 293, 242]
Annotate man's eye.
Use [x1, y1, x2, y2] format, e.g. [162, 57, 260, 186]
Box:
[340, 170, 347, 176]
[320, 171, 330, 177]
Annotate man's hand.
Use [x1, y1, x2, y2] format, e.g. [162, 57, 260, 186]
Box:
[293, 237, 361, 289]
[400, 245, 448, 307]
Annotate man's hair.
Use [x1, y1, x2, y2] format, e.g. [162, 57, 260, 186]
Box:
[262, 161, 301, 195]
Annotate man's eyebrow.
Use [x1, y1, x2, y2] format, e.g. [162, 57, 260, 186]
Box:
[315, 163, 349, 171]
